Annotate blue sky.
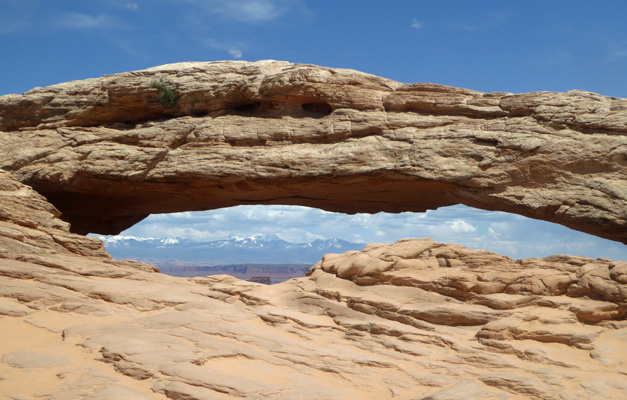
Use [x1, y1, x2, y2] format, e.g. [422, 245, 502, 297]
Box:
[2, 0, 626, 260]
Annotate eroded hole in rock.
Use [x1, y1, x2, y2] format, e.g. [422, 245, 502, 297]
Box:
[224, 101, 287, 116]
[191, 110, 208, 118]
[229, 102, 261, 114]
[94, 204, 627, 284]
[301, 101, 333, 115]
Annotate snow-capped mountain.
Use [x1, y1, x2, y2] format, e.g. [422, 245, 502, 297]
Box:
[96, 234, 365, 265]
[99, 235, 185, 247]
[209, 233, 290, 249]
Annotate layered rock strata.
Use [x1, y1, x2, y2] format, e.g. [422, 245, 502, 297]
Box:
[1, 170, 626, 399]
[1, 61, 626, 399]
[0, 61, 625, 243]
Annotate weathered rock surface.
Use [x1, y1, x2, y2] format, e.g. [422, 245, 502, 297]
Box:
[0, 61, 625, 242]
[1, 170, 626, 399]
[1, 62, 626, 399]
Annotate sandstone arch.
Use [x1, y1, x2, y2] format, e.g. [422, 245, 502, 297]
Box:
[0, 60, 625, 243]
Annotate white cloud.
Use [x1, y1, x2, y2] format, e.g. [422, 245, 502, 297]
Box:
[0, 0, 36, 34]
[0, 19, 30, 35]
[214, 0, 294, 22]
[411, 19, 421, 29]
[606, 41, 627, 62]
[228, 47, 243, 59]
[125, 2, 139, 11]
[610, 49, 627, 59]
[448, 219, 477, 233]
[53, 12, 128, 30]
[447, 11, 511, 32]
[117, 204, 627, 261]
[349, 214, 375, 228]
[221, 0, 281, 21]
[303, 232, 325, 241]
[488, 221, 512, 239]
[350, 233, 365, 243]
[204, 38, 247, 59]
[180, 0, 304, 23]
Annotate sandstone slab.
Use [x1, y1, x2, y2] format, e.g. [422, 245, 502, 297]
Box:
[1, 63, 626, 400]
[0, 175, 625, 399]
[0, 61, 625, 243]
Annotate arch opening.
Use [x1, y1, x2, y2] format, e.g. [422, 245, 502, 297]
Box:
[95, 204, 627, 283]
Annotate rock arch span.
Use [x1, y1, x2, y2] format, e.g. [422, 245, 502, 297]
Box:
[0, 60, 625, 243]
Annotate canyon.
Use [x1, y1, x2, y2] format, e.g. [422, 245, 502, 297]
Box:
[0, 61, 626, 399]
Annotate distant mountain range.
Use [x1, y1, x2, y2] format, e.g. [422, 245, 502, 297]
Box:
[98, 233, 366, 266]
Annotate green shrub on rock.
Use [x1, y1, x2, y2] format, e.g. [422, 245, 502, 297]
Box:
[150, 78, 177, 107]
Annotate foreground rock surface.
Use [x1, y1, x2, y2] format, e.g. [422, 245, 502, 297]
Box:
[1, 170, 626, 399]
[0, 61, 626, 242]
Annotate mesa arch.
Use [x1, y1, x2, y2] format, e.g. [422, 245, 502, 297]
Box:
[0, 60, 625, 244]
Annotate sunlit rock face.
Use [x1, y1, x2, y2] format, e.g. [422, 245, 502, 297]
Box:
[0, 168, 626, 399]
[0, 61, 625, 243]
[1, 62, 626, 399]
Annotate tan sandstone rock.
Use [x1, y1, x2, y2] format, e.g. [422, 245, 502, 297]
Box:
[0, 61, 625, 243]
[0, 168, 625, 399]
[0, 62, 626, 400]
